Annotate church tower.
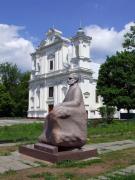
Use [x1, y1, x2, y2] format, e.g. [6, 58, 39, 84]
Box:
[71, 27, 92, 69]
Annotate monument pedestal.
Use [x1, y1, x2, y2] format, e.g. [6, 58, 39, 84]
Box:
[19, 143, 97, 163]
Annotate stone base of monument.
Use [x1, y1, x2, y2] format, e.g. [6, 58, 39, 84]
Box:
[19, 143, 97, 163]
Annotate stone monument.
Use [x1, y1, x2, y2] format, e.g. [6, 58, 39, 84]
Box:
[19, 74, 97, 162]
[39, 73, 87, 148]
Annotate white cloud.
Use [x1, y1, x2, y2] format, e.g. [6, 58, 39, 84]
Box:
[0, 24, 34, 70]
[84, 22, 135, 63]
[0, 22, 134, 70]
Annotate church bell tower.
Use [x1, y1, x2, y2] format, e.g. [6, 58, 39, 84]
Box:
[71, 28, 92, 61]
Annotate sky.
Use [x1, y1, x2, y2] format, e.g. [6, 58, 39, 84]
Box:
[0, 0, 135, 70]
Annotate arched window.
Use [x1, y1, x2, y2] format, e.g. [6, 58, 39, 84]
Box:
[49, 87, 54, 98]
[75, 45, 79, 57]
[48, 54, 55, 71]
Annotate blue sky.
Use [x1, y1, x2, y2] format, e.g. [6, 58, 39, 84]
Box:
[0, 0, 135, 38]
[0, 0, 135, 70]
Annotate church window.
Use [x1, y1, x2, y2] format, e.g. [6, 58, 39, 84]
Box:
[48, 104, 54, 112]
[36, 62, 40, 74]
[31, 97, 34, 109]
[50, 60, 53, 70]
[49, 87, 54, 98]
[30, 90, 34, 109]
[75, 45, 79, 57]
[48, 54, 55, 71]
[38, 63, 40, 71]
[33, 59, 36, 71]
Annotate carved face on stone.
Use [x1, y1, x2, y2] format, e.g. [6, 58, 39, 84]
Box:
[67, 74, 79, 86]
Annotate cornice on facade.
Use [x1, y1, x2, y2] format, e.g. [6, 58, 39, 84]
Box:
[29, 67, 94, 85]
[33, 40, 69, 57]
[71, 57, 91, 63]
[46, 28, 62, 37]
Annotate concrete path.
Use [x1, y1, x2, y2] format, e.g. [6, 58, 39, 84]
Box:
[0, 142, 20, 148]
[0, 139, 135, 174]
[0, 119, 44, 126]
[85, 139, 135, 154]
[0, 151, 41, 173]
[93, 165, 135, 179]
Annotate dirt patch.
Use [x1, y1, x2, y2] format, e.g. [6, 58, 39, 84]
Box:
[0, 146, 18, 155]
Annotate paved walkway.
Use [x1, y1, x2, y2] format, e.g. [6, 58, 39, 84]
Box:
[0, 139, 135, 174]
[0, 119, 44, 126]
[93, 165, 135, 179]
[87, 139, 135, 154]
[0, 151, 40, 173]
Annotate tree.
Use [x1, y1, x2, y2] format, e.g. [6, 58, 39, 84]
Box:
[0, 62, 30, 117]
[0, 84, 15, 117]
[123, 25, 135, 51]
[97, 51, 135, 113]
[15, 71, 30, 116]
[0, 62, 21, 97]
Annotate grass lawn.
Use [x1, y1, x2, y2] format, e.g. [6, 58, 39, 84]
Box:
[87, 119, 135, 143]
[0, 122, 43, 143]
[0, 119, 135, 144]
[0, 120, 135, 179]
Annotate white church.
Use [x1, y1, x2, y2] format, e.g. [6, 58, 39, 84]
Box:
[28, 27, 103, 119]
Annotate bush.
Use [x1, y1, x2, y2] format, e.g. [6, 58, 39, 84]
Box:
[98, 105, 116, 123]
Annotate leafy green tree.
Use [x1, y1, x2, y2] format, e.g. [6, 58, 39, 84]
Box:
[0, 62, 30, 117]
[123, 25, 135, 50]
[0, 84, 15, 117]
[97, 51, 135, 113]
[0, 62, 21, 97]
[15, 71, 30, 116]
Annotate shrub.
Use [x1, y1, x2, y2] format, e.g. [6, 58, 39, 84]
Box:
[98, 105, 116, 123]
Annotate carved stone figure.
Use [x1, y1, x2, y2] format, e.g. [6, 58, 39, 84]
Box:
[39, 73, 87, 148]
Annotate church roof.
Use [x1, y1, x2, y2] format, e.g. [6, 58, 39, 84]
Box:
[71, 27, 92, 42]
[36, 28, 70, 50]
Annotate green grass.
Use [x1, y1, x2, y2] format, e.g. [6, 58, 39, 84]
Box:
[87, 120, 135, 143]
[106, 172, 135, 179]
[28, 169, 135, 180]
[55, 159, 102, 168]
[0, 169, 16, 177]
[0, 123, 43, 143]
[0, 151, 11, 156]
[28, 172, 59, 179]
[0, 120, 135, 144]
[34, 161, 48, 167]
[63, 172, 75, 179]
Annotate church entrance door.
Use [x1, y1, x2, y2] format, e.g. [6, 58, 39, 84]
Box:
[48, 104, 54, 112]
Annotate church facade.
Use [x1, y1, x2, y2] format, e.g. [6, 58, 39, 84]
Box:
[28, 28, 102, 119]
